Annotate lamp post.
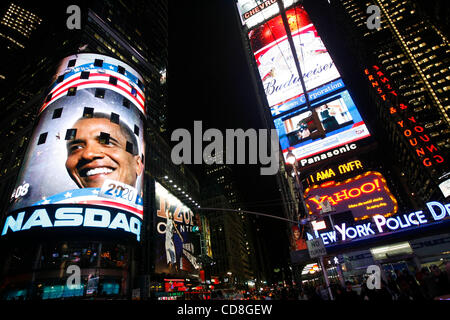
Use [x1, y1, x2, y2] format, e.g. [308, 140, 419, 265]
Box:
[285, 151, 334, 300]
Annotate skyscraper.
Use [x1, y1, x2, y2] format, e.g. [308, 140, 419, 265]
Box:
[235, 0, 450, 290]
[0, 0, 202, 301]
[328, 0, 449, 206]
[201, 162, 256, 286]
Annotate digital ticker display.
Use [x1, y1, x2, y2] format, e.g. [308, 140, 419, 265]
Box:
[246, 3, 370, 168]
[2, 53, 146, 241]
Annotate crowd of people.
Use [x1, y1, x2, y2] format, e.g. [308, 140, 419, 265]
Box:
[212, 263, 450, 301]
[295, 264, 450, 301]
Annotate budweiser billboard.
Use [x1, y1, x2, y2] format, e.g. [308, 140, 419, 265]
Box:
[248, 5, 341, 111]
[245, 3, 370, 167]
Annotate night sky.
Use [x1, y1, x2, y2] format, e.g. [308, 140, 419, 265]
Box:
[168, 0, 293, 271]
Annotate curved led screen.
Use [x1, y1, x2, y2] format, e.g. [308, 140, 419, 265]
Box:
[154, 182, 200, 275]
[2, 53, 146, 241]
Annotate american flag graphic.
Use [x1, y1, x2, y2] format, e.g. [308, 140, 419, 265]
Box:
[40, 61, 145, 115]
[33, 188, 144, 219]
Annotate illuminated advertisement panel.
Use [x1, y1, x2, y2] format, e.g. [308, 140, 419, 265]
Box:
[202, 216, 213, 258]
[306, 159, 365, 186]
[304, 171, 398, 221]
[248, 4, 341, 112]
[236, 0, 299, 28]
[291, 225, 307, 251]
[306, 200, 450, 247]
[155, 182, 200, 275]
[273, 90, 370, 166]
[1, 54, 145, 241]
[246, 3, 370, 167]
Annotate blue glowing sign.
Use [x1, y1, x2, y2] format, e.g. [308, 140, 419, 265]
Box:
[308, 201, 450, 246]
[1, 204, 142, 241]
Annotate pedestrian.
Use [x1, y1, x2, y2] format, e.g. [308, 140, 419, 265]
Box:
[298, 288, 309, 300]
[359, 282, 371, 301]
[423, 266, 440, 299]
[371, 280, 394, 301]
[416, 267, 432, 300]
[341, 281, 360, 301]
[431, 265, 449, 297]
[386, 273, 400, 300]
[318, 283, 330, 301]
[333, 284, 346, 301]
[396, 269, 412, 300]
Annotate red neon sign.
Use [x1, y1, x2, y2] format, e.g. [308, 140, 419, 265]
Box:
[364, 65, 445, 168]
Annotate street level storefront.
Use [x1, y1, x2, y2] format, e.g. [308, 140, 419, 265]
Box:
[291, 200, 450, 290]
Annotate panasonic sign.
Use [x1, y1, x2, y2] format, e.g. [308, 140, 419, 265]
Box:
[1, 204, 142, 241]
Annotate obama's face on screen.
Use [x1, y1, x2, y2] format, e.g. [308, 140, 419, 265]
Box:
[65, 116, 143, 189]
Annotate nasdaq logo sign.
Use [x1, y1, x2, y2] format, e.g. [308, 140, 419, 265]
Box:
[1, 204, 142, 241]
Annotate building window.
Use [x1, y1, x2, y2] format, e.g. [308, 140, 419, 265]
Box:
[122, 98, 130, 108]
[94, 59, 103, 67]
[95, 88, 105, 99]
[38, 132, 48, 145]
[99, 132, 110, 145]
[65, 128, 77, 140]
[45, 93, 53, 103]
[52, 108, 63, 119]
[126, 141, 134, 154]
[68, 59, 76, 67]
[83, 107, 94, 118]
[80, 71, 90, 80]
[110, 112, 120, 124]
[109, 76, 118, 85]
[117, 65, 125, 75]
[67, 87, 77, 96]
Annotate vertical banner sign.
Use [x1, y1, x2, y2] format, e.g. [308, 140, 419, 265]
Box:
[154, 182, 200, 275]
[364, 65, 446, 169]
[2, 53, 146, 241]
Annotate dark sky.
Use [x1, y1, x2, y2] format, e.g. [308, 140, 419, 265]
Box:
[166, 0, 378, 271]
[168, 0, 292, 270]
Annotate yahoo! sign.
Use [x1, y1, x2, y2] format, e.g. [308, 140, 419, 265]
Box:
[309, 201, 450, 246]
[305, 171, 398, 220]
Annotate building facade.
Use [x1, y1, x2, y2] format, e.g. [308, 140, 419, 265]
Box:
[0, 0, 208, 301]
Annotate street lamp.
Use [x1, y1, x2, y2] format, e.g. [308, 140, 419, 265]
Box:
[285, 151, 304, 220]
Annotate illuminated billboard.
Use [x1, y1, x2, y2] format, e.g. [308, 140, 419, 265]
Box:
[248, 5, 341, 111]
[306, 200, 450, 247]
[154, 182, 200, 275]
[304, 171, 398, 221]
[236, 0, 299, 29]
[274, 90, 370, 166]
[2, 53, 145, 241]
[245, 3, 370, 167]
[306, 159, 364, 186]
